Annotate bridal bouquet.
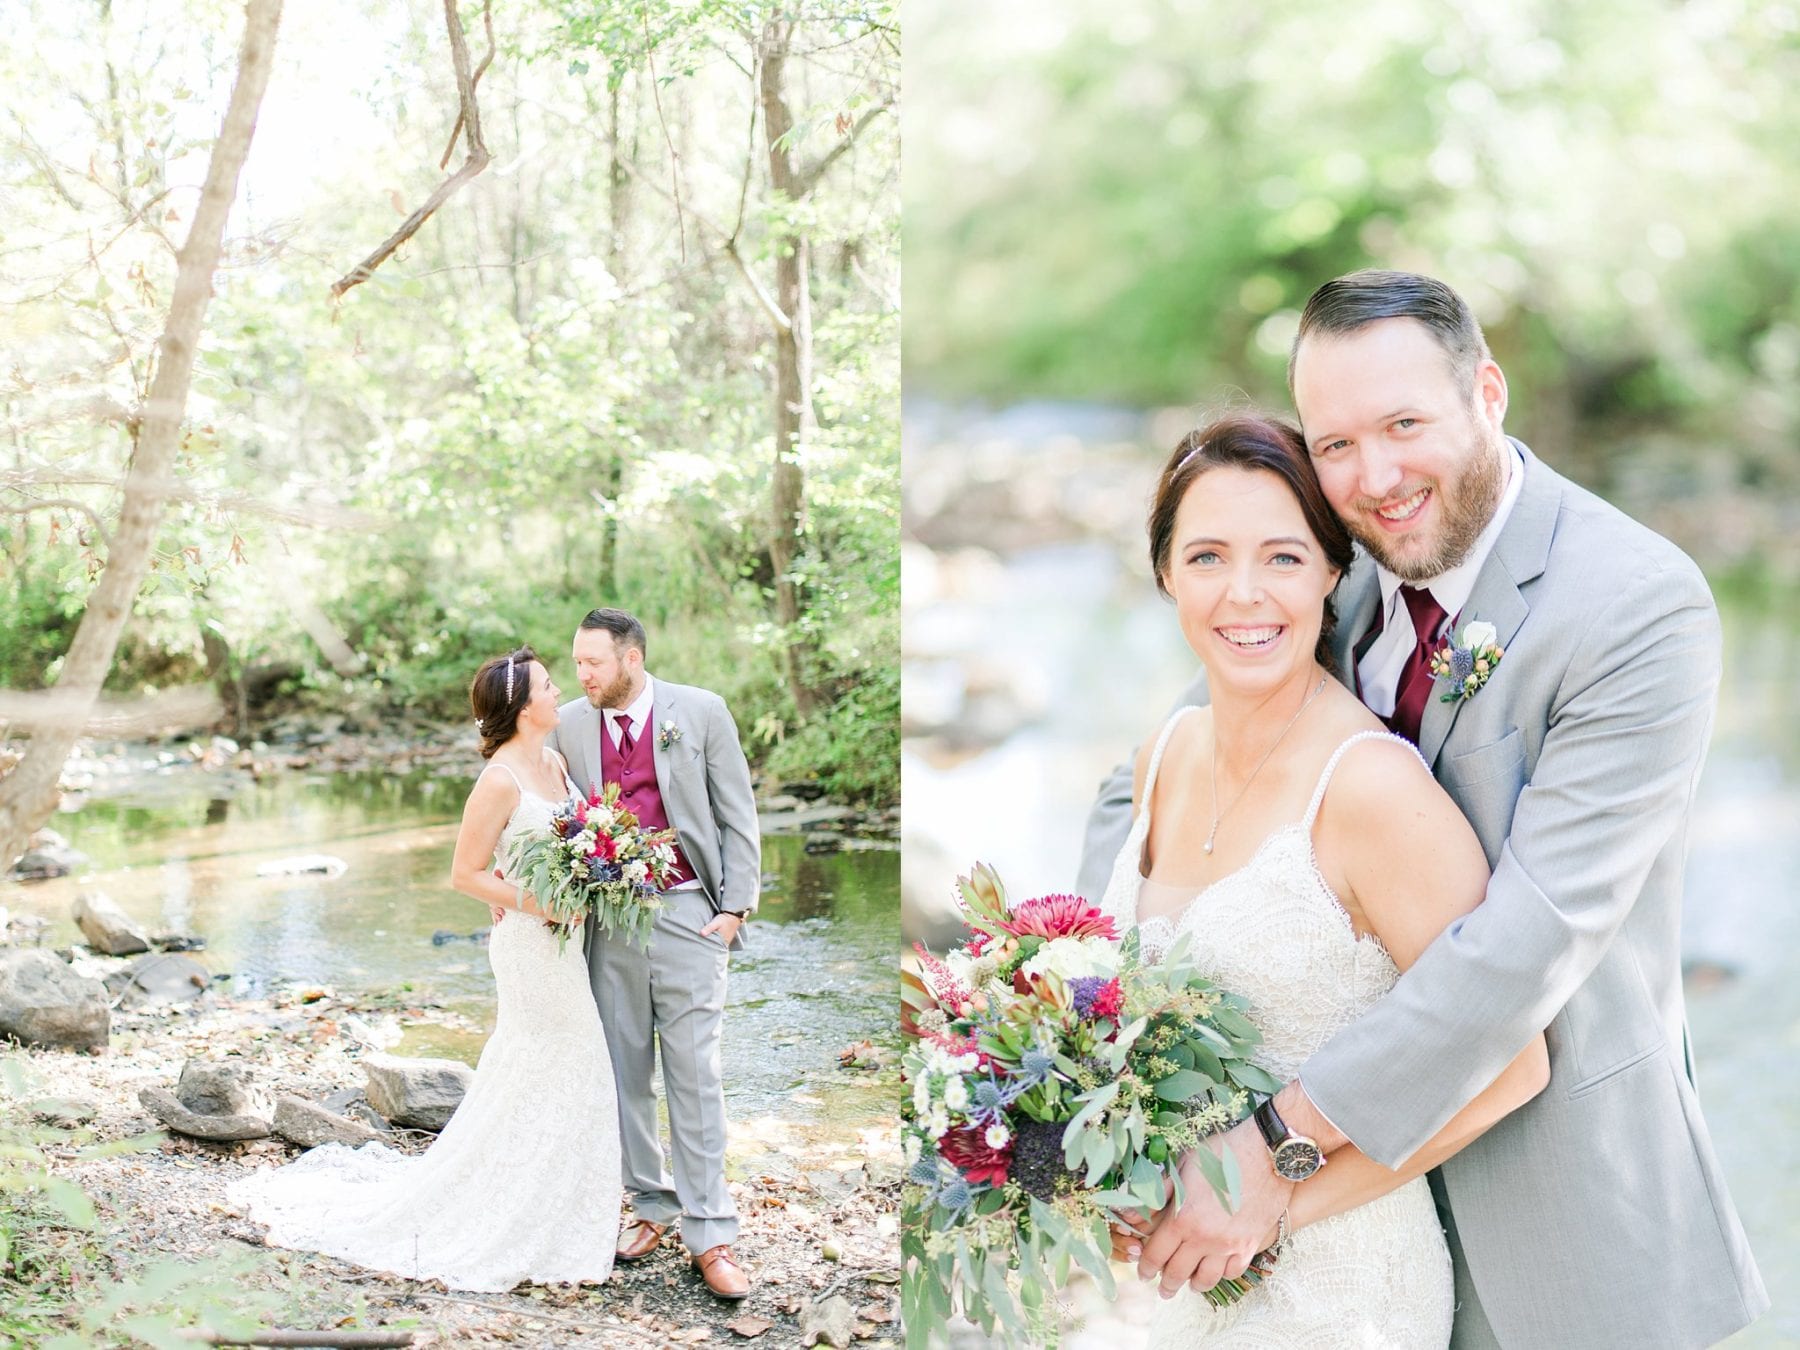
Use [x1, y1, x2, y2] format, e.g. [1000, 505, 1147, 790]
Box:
[505, 782, 679, 950]
[901, 865, 1283, 1347]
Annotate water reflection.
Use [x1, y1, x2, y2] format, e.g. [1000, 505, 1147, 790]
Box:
[10, 767, 899, 1128]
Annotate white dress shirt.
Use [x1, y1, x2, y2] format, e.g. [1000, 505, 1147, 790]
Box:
[1356, 442, 1526, 717]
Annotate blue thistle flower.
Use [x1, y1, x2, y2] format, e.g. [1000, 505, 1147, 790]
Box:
[1019, 1048, 1054, 1082]
[939, 1177, 972, 1212]
[1450, 647, 1475, 683]
[908, 1157, 941, 1185]
[973, 1080, 1004, 1111]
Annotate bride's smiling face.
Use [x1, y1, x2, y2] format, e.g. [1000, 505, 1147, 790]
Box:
[1160, 466, 1341, 691]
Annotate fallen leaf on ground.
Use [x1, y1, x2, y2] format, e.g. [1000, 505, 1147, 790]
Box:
[725, 1316, 774, 1339]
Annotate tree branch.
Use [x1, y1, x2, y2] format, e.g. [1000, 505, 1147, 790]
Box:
[0, 496, 113, 547]
[796, 97, 892, 197]
[436, 0, 494, 170]
[330, 0, 491, 299]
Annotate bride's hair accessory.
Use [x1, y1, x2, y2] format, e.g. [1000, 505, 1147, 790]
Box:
[1427, 618, 1504, 705]
[504, 656, 516, 702]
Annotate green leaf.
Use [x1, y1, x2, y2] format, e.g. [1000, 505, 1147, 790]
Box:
[1152, 1069, 1212, 1102]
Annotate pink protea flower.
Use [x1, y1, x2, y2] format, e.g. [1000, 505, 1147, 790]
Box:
[996, 893, 1118, 942]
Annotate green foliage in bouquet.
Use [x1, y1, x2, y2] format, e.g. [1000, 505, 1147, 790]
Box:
[901, 866, 1284, 1347]
[503, 781, 677, 951]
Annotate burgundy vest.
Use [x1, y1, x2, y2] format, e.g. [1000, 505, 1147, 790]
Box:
[599, 711, 695, 888]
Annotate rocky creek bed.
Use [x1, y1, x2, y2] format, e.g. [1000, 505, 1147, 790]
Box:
[2, 973, 902, 1348]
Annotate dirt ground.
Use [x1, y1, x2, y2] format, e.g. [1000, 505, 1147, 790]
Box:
[5, 986, 902, 1349]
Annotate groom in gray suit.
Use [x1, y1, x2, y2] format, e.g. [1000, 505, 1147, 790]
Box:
[1084, 273, 1766, 1346]
[549, 608, 760, 1300]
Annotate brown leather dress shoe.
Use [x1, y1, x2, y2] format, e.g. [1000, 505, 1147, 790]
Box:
[693, 1244, 751, 1300]
[616, 1219, 667, 1262]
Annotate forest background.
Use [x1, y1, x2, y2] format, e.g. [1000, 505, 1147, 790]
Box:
[1, 0, 900, 854]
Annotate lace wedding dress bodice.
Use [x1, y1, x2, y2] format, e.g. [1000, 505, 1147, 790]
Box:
[228, 764, 622, 1292]
[1098, 713, 1453, 1348]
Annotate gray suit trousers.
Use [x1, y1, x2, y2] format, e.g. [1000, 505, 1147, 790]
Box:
[587, 889, 737, 1253]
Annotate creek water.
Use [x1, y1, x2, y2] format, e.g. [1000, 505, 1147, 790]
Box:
[905, 429, 1800, 1343]
[12, 764, 899, 1136]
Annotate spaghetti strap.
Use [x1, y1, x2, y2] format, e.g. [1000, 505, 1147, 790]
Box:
[1141, 705, 1203, 812]
[1301, 730, 1429, 830]
[485, 761, 526, 794]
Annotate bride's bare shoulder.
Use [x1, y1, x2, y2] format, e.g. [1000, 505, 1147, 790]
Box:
[1132, 704, 1210, 808]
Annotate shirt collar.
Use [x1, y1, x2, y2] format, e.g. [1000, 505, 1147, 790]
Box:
[609, 674, 655, 732]
[1375, 439, 1526, 626]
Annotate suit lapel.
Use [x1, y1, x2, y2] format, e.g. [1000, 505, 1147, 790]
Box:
[1418, 440, 1560, 768]
[574, 701, 602, 795]
[1332, 553, 1382, 696]
[650, 676, 678, 809]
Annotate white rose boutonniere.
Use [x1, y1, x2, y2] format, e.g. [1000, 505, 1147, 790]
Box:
[657, 720, 682, 749]
[1428, 618, 1505, 704]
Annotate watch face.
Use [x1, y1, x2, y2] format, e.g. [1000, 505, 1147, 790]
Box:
[1273, 1138, 1323, 1181]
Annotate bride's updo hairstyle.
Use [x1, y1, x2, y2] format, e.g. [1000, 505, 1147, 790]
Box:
[470, 646, 537, 759]
[1148, 414, 1355, 669]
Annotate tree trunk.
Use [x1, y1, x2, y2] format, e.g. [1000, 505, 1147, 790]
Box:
[758, 19, 819, 720]
[598, 76, 636, 586]
[0, 0, 284, 869]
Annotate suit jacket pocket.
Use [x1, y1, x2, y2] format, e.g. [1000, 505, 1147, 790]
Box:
[1441, 729, 1527, 867]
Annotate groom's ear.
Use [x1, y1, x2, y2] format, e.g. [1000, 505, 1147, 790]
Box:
[1473, 358, 1508, 431]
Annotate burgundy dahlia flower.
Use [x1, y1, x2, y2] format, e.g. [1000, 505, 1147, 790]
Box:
[939, 1124, 1012, 1187]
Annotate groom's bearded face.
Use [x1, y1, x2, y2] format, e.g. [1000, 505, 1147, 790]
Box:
[1294, 318, 1508, 584]
[573, 631, 636, 709]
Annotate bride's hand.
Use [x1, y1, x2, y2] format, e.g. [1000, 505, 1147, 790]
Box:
[489, 905, 507, 924]
[1109, 1178, 1176, 1262]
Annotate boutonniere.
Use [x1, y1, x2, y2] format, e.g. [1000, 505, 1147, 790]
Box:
[1428, 619, 1505, 703]
[657, 720, 682, 749]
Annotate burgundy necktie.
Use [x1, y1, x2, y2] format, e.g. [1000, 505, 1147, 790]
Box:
[614, 714, 635, 756]
[1386, 586, 1448, 745]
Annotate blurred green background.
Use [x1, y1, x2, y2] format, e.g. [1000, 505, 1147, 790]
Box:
[902, 1, 1800, 1344]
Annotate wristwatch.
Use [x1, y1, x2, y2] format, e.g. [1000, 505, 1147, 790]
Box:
[1254, 1096, 1326, 1182]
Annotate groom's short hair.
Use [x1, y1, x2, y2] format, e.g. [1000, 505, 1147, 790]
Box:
[1289, 269, 1492, 395]
[578, 608, 647, 659]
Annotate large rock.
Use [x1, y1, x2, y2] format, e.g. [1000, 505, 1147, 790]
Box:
[72, 891, 151, 956]
[8, 828, 89, 882]
[0, 949, 109, 1050]
[138, 1086, 271, 1141]
[272, 1094, 384, 1149]
[104, 952, 211, 1009]
[176, 1060, 267, 1118]
[361, 1052, 473, 1132]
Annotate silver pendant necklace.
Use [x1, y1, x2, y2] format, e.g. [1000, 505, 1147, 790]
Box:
[1204, 675, 1329, 855]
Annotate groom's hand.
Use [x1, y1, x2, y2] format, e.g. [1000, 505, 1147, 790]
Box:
[700, 911, 743, 945]
[1136, 1119, 1292, 1300]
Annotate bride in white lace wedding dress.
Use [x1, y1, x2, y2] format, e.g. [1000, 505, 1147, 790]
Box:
[1098, 719, 1454, 1347]
[229, 648, 621, 1292]
[1088, 417, 1547, 1347]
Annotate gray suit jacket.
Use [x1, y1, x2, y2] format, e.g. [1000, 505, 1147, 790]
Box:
[1077, 442, 1766, 1348]
[549, 676, 761, 944]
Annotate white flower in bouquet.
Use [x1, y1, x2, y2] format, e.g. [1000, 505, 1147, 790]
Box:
[944, 1076, 970, 1111]
[984, 1123, 1010, 1150]
[1019, 934, 1118, 983]
[622, 860, 649, 886]
[926, 1105, 951, 1140]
